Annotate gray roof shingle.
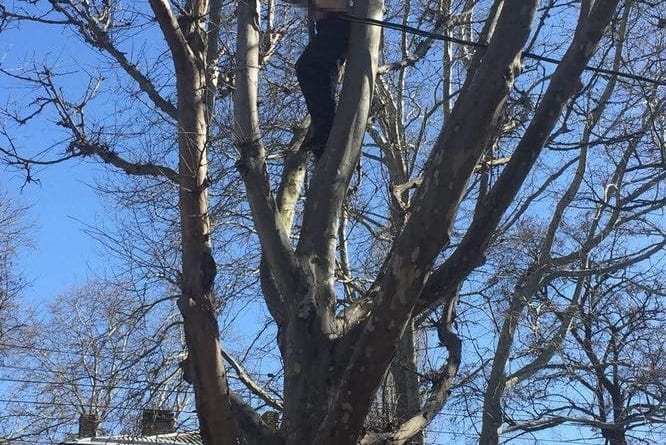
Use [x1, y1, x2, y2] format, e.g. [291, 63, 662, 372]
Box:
[63, 432, 202, 445]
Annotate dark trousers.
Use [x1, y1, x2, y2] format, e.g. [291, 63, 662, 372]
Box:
[296, 14, 351, 158]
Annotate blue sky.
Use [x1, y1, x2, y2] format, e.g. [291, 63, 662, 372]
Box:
[1, 20, 106, 306]
[1, 162, 104, 304]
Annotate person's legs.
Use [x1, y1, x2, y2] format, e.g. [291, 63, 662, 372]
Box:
[296, 14, 350, 158]
[296, 41, 337, 149]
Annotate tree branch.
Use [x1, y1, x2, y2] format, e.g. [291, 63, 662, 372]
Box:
[71, 139, 179, 183]
[257, 119, 310, 329]
[205, 0, 225, 122]
[46, 0, 179, 119]
[360, 297, 462, 445]
[221, 348, 283, 411]
[148, 0, 196, 70]
[229, 392, 284, 445]
[234, 0, 306, 312]
[296, 0, 383, 322]
[414, 0, 621, 315]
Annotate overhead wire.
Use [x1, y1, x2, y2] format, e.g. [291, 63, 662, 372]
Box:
[338, 12, 666, 86]
[0, 397, 196, 414]
[0, 341, 141, 361]
[0, 375, 192, 395]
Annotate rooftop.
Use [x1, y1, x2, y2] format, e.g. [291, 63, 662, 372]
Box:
[63, 432, 202, 445]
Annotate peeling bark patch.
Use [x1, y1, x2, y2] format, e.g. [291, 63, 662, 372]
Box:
[391, 255, 403, 275]
[411, 247, 420, 263]
[341, 402, 353, 424]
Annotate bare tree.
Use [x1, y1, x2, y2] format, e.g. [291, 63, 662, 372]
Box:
[0, 191, 31, 353]
[472, 6, 666, 439]
[488, 271, 666, 445]
[0, 280, 191, 442]
[0, 191, 35, 441]
[2, 0, 664, 444]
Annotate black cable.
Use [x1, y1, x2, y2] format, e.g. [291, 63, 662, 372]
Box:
[340, 13, 666, 87]
[0, 397, 197, 414]
[0, 341, 126, 359]
[0, 376, 192, 395]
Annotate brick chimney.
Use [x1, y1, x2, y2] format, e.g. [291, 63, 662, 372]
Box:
[78, 413, 99, 438]
[141, 409, 175, 436]
[260, 411, 280, 432]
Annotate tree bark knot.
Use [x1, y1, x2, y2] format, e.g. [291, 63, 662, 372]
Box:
[235, 141, 264, 174]
[177, 295, 196, 317]
[297, 300, 314, 319]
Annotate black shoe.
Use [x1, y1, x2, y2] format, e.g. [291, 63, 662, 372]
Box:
[312, 143, 325, 160]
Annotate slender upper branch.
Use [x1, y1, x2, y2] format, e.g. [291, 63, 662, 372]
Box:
[221, 348, 283, 411]
[71, 139, 179, 183]
[234, 0, 305, 311]
[3, 2, 178, 118]
[414, 0, 622, 316]
[148, 0, 196, 70]
[205, 0, 225, 121]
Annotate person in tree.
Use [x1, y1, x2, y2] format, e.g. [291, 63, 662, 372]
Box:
[295, 0, 351, 159]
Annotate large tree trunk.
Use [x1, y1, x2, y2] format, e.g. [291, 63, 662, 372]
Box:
[149, 1, 236, 444]
[230, 0, 621, 443]
[602, 428, 627, 445]
[316, 2, 539, 442]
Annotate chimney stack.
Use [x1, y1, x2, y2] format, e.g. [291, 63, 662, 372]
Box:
[260, 411, 280, 432]
[78, 413, 99, 438]
[141, 409, 175, 436]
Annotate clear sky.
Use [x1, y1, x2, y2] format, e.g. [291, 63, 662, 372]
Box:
[1, 163, 104, 304]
